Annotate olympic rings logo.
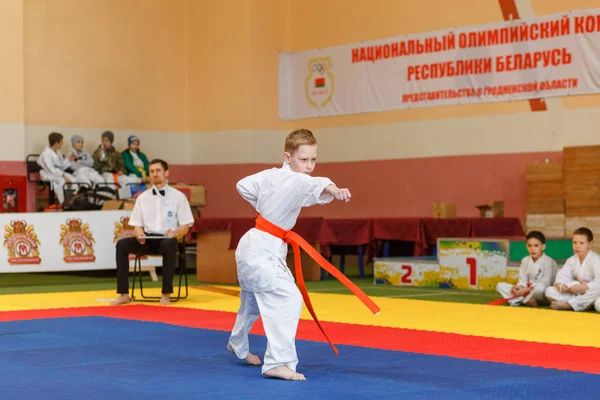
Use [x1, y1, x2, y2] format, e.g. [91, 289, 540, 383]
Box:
[311, 63, 328, 74]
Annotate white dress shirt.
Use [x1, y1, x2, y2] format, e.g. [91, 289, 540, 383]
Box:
[128, 185, 195, 234]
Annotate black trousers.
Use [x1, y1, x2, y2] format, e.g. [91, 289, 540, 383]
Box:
[116, 236, 178, 294]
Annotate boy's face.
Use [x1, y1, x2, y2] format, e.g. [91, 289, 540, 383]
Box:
[150, 163, 169, 187]
[102, 137, 112, 150]
[573, 234, 592, 257]
[284, 144, 317, 175]
[129, 141, 140, 152]
[56, 139, 63, 150]
[526, 238, 545, 259]
[74, 140, 84, 152]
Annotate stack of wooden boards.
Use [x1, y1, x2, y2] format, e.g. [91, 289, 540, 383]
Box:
[524, 214, 565, 239]
[525, 145, 600, 251]
[526, 162, 564, 214]
[563, 146, 600, 216]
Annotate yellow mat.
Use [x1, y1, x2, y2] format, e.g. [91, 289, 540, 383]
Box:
[2, 287, 600, 348]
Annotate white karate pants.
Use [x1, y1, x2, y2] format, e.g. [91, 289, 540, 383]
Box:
[545, 281, 600, 311]
[496, 282, 549, 306]
[73, 167, 105, 187]
[228, 267, 303, 375]
[40, 171, 75, 204]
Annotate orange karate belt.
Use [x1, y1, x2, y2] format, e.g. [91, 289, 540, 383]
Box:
[255, 215, 381, 355]
[488, 282, 533, 306]
[112, 173, 121, 190]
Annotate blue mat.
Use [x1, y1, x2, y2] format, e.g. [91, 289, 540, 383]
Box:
[0, 317, 599, 399]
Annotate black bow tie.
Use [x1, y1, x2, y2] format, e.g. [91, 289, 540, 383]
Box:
[152, 189, 165, 196]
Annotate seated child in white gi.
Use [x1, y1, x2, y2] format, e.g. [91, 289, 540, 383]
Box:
[64, 134, 105, 188]
[37, 132, 74, 204]
[545, 227, 600, 311]
[496, 230, 557, 307]
[227, 129, 352, 381]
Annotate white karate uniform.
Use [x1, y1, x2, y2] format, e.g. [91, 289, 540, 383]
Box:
[496, 254, 557, 306]
[228, 162, 334, 375]
[64, 149, 105, 187]
[37, 147, 75, 204]
[545, 251, 600, 311]
[131, 151, 146, 174]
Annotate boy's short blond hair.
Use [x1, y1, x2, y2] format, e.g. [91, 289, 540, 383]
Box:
[284, 129, 317, 153]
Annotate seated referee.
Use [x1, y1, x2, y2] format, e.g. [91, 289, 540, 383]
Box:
[112, 159, 194, 306]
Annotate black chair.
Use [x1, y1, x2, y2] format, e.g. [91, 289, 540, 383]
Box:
[94, 182, 120, 199]
[96, 181, 146, 201]
[62, 181, 91, 205]
[61, 182, 108, 211]
[26, 154, 55, 207]
[130, 238, 189, 302]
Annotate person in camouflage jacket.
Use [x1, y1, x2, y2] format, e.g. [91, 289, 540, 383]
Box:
[93, 130, 126, 174]
[92, 130, 141, 198]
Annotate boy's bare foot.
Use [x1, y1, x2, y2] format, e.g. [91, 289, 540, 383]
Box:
[160, 294, 171, 305]
[263, 366, 306, 381]
[526, 298, 538, 307]
[227, 343, 261, 365]
[551, 301, 572, 310]
[110, 294, 131, 306]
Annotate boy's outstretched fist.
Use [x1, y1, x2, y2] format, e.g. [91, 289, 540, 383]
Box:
[326, 184, 351, 202]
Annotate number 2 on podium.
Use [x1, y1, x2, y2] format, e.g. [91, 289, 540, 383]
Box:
[401, 265, 412, 284]
[466, 257, 477, 286]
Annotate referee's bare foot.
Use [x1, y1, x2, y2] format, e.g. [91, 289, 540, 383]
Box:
[263, 366, 306, 380]
[551, 301, 572, 310]
[227, 343, 261, 365]
[160, 294, 171, 305]
[110, 294, 131, 306]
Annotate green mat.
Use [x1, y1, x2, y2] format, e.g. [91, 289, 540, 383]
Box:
[0, 270, 499, 305]
[510, 238, 572, 263]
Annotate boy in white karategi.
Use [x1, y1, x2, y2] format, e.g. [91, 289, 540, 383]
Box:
[37, 132, 75, 204]
[227, 129, 351, 381]
[64, 134, 105, 188]
[546, 227, 600, 311]
[495, 231, 557, 307]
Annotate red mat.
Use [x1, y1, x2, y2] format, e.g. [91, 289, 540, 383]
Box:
[2, 305, 598, 374]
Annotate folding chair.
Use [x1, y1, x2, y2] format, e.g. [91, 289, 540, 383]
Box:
[94, 182, 120, 199]
[130, 237, 189, 302]
[62, 182, 91, 207]
[26, 154, 55, 207]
